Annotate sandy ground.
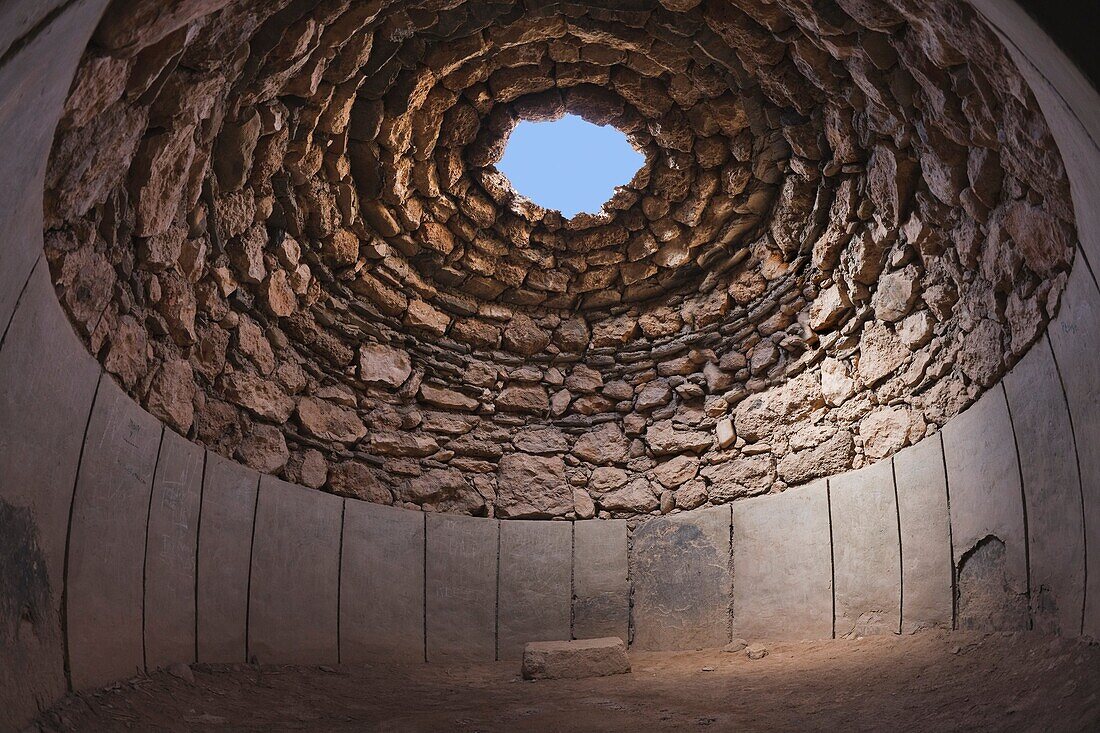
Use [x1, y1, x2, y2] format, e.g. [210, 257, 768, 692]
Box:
[31, 631, 1100, 732]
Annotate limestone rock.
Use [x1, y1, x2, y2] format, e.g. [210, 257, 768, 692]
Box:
[872, 266, 920, 322]
[420, 383, 477, 411]
[514, 426, 569, 454]
[777, 431, 854, 485]
[370, 432, 439, 457]
[857, 323, 909, 386]
[496, 453, 572, 518]
[573, 423, 630, 465]
[646, 420, 714, 456]
[328, 461, 392, 504]
[146, 359, 196, 434]
[701, 456, 774, 500]
[649, 455, 699, 488]
[599, 478, 659, 513]
[503, 314, 551, 356]
[860, 405, 916, 461]
[297, 397, 368, 443]
[237, 424, 289, 473]
[496, 384, 549, 414]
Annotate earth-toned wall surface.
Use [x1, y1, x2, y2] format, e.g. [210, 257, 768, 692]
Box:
[44, 0, 1075, 519]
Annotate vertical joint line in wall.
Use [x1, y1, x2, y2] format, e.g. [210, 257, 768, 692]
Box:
[244, 476, 261, 664]
[494, 521, 501, 662]
[194, 451, 208, 664]
[141, 427, 167, 673]
[1078, 244, 1100, 297]
[891, 458, 904, 635]
[939, 433, 958, 630]
[569, 521, 576, 640]
[1046, 331, 1089, 635]
[336, 499, 346, 666]
[726, 501, 734, 638]
[422, 513, 428, 664]
[60, 371, 103, 692]
[626, 525, 635, 647]
[1002, 382, 1034, 631]
[0, 252, 41, 355]
[826, 479, 836, 640]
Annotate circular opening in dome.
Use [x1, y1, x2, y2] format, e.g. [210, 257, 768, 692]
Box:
[497, 114, 645, 219]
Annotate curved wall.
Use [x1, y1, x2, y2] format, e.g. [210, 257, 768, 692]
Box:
[0, 1, 1097, 730]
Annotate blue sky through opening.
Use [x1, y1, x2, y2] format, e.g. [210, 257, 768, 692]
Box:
[497, 114, 645, 218]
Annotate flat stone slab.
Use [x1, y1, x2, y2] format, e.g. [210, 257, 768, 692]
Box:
[521, 638, 630, 680]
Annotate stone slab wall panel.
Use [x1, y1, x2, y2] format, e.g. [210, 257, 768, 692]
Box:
[943, 389, 1029, 631]
[66, 375, 162, 691]
[631, 505, 733, 650]
[144, 428, 204, 669]
[425, 514, 498, 662]
[196, 452, 258, 663]
[830, 460, 902, 637]
[892, 434, 953, 632]
[731, 483, 833, 641]
[340, 501, 425, 663]
[572, 519, 630, 642]
[497, 520, 572, 660]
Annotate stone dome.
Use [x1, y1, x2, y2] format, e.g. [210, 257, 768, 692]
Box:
[43, 0, 1075, 520]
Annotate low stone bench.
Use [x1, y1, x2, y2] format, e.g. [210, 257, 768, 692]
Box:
[521, 637, 631, 680]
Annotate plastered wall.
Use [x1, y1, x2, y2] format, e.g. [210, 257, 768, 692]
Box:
[0, 1, 1097, 730]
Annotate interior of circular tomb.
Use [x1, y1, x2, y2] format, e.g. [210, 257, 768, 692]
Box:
[1, 0, 1098, 728]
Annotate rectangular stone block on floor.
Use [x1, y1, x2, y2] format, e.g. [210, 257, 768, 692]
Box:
[196, 451, 258, 663]
[892, 434, 953, 633]
[522, 638, 630, 680]
[943, 387, 1029, 632]
[732, 481, 832, 641]
[829, 460, 901, 637]
[340, 501, 425, 663]
[631, 505, 732, 650]
[497, 520, 571, 661]
[425, 513, 498, 662]
[248, 475, 342, 665]
[66, 375, 162, 691]
[144, 429, 204, 669]
[573, 519, 629, 642]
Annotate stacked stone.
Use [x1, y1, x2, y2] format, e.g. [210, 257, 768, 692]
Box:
[43, 0, 1076, 519]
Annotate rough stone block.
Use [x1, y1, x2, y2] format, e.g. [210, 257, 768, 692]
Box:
[341, 501, 424, 663]
[196, 452, 258, 662]
[893, 434, 953, 632]
[573, 519, 629, 641]
[732, 481, 832, 641]
[426, 514, 498, 662]
[632, 505, 731, 650]
[497, 520, 571, 660]
[521, 637, 630, 680]
[830, 460, 901, 637]
[248, 475, 342, 664]
[67, 375, 162, 691]
[943, 388, 1028, 631]
[144, 429, 203, 669]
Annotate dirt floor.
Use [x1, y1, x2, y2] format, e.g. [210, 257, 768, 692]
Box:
[31, 631, 1100, 732]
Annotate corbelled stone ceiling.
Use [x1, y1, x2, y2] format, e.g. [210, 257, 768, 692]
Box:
[44, 0, 1075, 519]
